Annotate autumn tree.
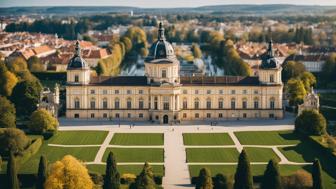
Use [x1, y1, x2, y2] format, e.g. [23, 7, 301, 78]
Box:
[312, 159, 323, 189]
[120, 36, 132, 53]
[10, 80, 42, 118]
[196, 168, 213, 189]
[37, 156, 47, 189]
[192, 43, 202, 59]
[261, 159, 282, 189]
[0, 61, 18, 97]
[281, 61, 306, 83]
[7, 152, 20, 189]
[27, 56, 44, 72]
[134, 162, 156, 189]
[28, 109, 58, 134]
[6, 57, 28, 74]
[300, 71, 316, 91]
[234, 149, 253, 189]
[45, 155, 94, 189]
[0, 128, 31, 155]
[103, 152, 120, 189]
[295, 110, 327, 136]
[0, 96, 16, 128]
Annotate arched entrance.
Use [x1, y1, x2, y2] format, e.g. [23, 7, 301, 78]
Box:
[163, 115, 169, 124]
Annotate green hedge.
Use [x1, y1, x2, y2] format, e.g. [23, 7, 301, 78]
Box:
[17, 138, 43, 165]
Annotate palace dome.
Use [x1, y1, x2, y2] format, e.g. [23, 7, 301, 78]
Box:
[67, 41, 88, 70]
[145, 22, 176, 62]
[260, 40, 280, 69]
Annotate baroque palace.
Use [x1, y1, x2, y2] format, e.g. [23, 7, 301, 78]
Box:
[66, 23, 283, 124]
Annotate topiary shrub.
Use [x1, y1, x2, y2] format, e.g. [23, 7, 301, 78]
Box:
[295, 110, 326, 136]
[0, 128, 31, 156]
[28, 109, 58, 134]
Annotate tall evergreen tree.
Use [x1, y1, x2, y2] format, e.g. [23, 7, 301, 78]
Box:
[36, 156, 47, 189]
[196, 168, 213, 189]
[233, 149, 253, 189]
[134, 162, 156, 189]
[214, 173, 232, 189]
[312, 159, 323, 189]
[7, 152, 20, 189]
[103, 152, 120, 189]
[261, 159, 282, 189]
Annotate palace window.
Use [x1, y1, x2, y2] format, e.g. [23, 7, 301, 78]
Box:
[194, 98, 200, 109]
[219, 113, 223, 118]
[103, 98, 108, 109]
[127, 98, 132, 109]
[163, 96, 169, 110]
[139, 98, 144, 109]
[270, 74, 274, 82]
[115, 90, 119, 94]
[206, 113, 211, 118]
[219, 90, 224, 94]
[74, 114, 79, 118]
[115, 98, 120, 109]
[206, 98, 212, 109]
[128, 113, 131, 118]
[231, 98, 236, 109]
[183, 90, 188, 94]
[270, 98, 275, 109]
[90, 98, 96, 109]
[243, 90, 247, 94]
[115, 113, 120, 118]
[183, 113, 187, 118]
[218, 98, 224, 109]
[103, 90, 108, 95]
[207, 90, 211, 94]
[74, 98, 80, 109]
[254, 98, 259, 109]
[254, 90, 259, 94]
[139, 90, 143, 94]
[162, 70, 167, 78]
[154, 97, 158, 110]
[183, 98, 188, 109]
[90, 90, 95, 94]
[90, 113, 95, 118]
[103, 113, 108, 118]
[74, 75, 79, 82]
[127, 90, 132, 94]
[139, 113, 143, 118]
[242, 98, 247, 109]
[195, 90, 199, 95]
[195, 113, 199, 118]
[231, 90, 236, 95]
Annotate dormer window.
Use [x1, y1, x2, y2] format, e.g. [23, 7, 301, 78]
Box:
[162, 70, 167, 78]
[74, 75, 79, 82]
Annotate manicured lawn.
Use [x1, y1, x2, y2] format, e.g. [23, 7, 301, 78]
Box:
[103, 148, 164, 163]
[87, 164, 164, 176]
[49, 131, 108, 145]
[279, 143, 318, 163]
[244, 147, 280, 162]
[110, 133, 164, 145]
[234, 131, 300, 145]
[19, 144, 99, 173]
[189, 164, 307, 177]
[186, 148, 239, 162]
[183, 133, 234, 145]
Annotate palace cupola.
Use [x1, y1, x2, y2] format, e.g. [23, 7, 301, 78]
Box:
[144, 22, 180, 85]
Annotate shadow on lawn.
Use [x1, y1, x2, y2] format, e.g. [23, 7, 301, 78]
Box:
[279, 132, 300, 142]
[281, 140, 336, 185]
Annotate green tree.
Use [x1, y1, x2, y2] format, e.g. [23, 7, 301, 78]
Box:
[103, 152, 120, 189]
[295, 110, 327, 136]
[27, 56, 44, 72]
[134, 162, 156, 189]
[28, 109, 58, 134]
[321, 53, 336, 83]
[6, 57, 28, 74]
[286, 79, 306, 106]
[214, 174, 233, 189]
[281, 61, 306, 83]
[312, 159, 323, 189]
[0, 128, 31, 155]
[261, 159, 282, 189]
[0, 96, 16, 128]
[7, 152, 20, 189]
[233, 149, 253, 189]
[95, 61, 107, 76]
[36, 156, 47, 189]
[300, 72, 316, 91]
[10, 80, 42, 118]
[0, 155, 2, 171]
[0, 62, 18, 97]
[196, 168, 213, 189]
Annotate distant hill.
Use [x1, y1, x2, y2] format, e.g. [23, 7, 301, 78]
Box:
[0, 4, 335, 16]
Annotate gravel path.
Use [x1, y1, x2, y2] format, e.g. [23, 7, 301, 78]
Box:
[94, 131, 114, 163]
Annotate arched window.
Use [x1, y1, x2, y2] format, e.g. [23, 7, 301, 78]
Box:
[270, 98, 275, 109]
[115, 98, 120, 109]
[270, 74, 274, 82]
[206, 98, 211, 109]
[183, 98, 188, 109]
[102, 98, 108, 109]
[231, 98, 236, 109]
[127, 98, 132, 109]
[194, 98, 200, 109]
[163, 96, 169, 110]
[90, 98, 96, 109]
[139, 98, 144, 109]
[162, 69, 167, 78]
[253, 97, 259, 109]
[242, 98, 247, 109]
[74, 98, 80, 109]
[218, 98, 224, 109]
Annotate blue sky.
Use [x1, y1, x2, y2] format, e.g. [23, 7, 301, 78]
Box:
[0, 0, 335, 8]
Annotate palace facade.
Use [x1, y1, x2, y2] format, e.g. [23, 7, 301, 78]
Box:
[66, 23, 283, 123]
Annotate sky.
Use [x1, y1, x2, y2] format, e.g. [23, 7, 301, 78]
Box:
[0, 0, 336, 8]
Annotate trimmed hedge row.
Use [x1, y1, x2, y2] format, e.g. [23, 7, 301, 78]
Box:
[17, 137, 43, 165]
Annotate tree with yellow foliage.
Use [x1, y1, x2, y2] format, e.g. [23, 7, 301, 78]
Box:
[45, 155, 94, 189]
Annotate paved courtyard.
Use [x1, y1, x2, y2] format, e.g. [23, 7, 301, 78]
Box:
[55, 115, 307, 188]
